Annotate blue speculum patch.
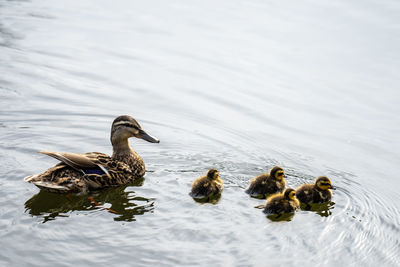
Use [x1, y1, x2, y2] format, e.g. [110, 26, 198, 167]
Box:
[83, 168, 105, 175]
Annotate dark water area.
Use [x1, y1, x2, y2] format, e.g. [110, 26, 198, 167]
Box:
[1, 0, 399, 266]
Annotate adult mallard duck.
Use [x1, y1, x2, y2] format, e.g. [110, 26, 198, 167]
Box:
[263, 188, 300, 215]
[296, 176, 336, 204]
[245, 166, 286, 198]
[25, 115, 159, 193]
[190, 169, 223, 199]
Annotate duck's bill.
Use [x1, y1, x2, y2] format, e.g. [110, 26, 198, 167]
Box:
[330, 185, 337, 190]
[139, 129, 160, 143]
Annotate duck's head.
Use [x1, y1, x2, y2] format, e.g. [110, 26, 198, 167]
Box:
[270, 166, 285, 181]
[206, 169, 220, 180]
[315, 176, 335, 191]
[283, 188, 297, 200]
[111, 115, 160, 145]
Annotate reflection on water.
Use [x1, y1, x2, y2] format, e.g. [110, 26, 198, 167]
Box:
[24, 179, 154, 223]
[300, 201, 335, 217]
[191, 194, 222, 205]
[266, 212, 295, 222]
[254, 197, 335, 221]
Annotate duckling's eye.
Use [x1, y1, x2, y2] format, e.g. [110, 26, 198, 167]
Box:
[277, 172, 284, 176]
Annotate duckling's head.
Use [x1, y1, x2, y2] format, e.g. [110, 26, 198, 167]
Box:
[315, 176, 335, 191]
[283, 188, 297, 200]
[206, 169, 220, 180]
[270, 166, 285, 181]
[111, 115, 159, 145]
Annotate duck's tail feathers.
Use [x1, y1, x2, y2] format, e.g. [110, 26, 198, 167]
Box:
[24, 174, 70, 193]
[32, 181, 70, 193]
[24, 174, 37, 182]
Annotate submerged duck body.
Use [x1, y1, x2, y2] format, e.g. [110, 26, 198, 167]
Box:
[25, 115, 159, 193]
[296, 176, 335, 204]
[264, 188, 300, 214]
[190, 169, 223, 199]
[245, 166, 286, 198]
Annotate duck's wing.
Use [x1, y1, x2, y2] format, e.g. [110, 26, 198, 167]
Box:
[39, 151, 110, 177]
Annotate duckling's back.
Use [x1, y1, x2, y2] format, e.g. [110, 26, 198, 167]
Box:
[264, 195, 298, 214]
[246, 174, 285, 198]
[190, 176, 222, 198]
[264, 195, 287, 214]
[295, 184, 315, 203]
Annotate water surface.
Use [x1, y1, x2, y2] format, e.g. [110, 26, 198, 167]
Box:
[1, 0, 399, 266]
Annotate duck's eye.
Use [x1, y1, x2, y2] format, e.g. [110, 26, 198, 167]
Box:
[277, 172, 284, 176]
[123, 123, 138, 129]
[114, 121, 139, 129]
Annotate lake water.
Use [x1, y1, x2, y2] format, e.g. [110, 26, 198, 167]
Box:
[1, 0, 399, 266]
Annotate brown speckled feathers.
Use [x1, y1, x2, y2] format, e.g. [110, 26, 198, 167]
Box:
[25, 115, 159, 193]
[25, 151, 145, 193]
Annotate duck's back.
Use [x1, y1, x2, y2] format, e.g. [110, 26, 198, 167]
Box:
[25, 152, 145, 193]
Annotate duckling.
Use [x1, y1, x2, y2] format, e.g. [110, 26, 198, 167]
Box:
[296, 176, 336, 204]
[190, 169, 223, 199]
[263, 188, 300, 214]
[25, 115, 160, 193]
[245, 166, 286, 198]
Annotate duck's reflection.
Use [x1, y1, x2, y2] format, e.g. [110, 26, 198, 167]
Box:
[300, 201, 335, 217]
[266, 212, 295, 222]
[256, 201, 334, 221]
[25, 179, 154, 223]
[191, 194, 222, 205]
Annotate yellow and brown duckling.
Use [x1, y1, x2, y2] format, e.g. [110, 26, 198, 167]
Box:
[245, 166, 286, 198]
[190, 169, 223, 199]
[263, 188, 300, 214]
[25, 115, 160, 193]
[296, 176, 336, 204]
